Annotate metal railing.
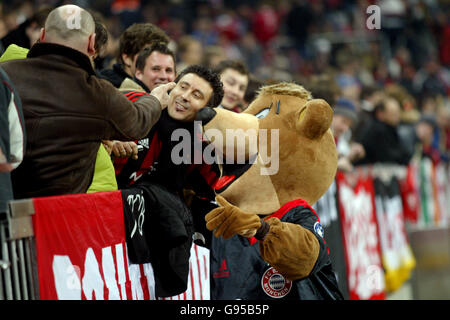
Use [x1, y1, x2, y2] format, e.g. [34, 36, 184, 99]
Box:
[0, 199, 39, 300]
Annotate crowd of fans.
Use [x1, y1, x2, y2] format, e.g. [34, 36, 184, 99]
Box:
[1, 0, 450, 197]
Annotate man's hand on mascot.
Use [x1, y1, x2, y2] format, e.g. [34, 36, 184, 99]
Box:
[205, 195, 262, 239]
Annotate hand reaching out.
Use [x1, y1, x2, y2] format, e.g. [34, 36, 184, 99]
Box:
[150, 82, 176, 109]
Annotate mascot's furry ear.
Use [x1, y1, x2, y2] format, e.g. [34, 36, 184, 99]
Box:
[295, 99, 333, 140]
[196, 107, 217, 125]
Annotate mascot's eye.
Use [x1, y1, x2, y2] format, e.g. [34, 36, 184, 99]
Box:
[255, 108, 270, 119]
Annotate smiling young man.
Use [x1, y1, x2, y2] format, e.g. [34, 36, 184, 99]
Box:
[214, 60, 249, 113]
[99, 23, 170, 88]
[167, 71, 214, 122]
[114, 64, 224, 191]
[133, 43, 176, 93]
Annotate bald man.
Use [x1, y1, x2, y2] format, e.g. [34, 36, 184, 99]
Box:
[0, 5, 175, 199]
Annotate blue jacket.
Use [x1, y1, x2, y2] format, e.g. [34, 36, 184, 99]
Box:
[210, 199, 344, 300]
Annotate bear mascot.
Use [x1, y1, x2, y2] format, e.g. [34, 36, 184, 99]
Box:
[196, 82, 344, 300]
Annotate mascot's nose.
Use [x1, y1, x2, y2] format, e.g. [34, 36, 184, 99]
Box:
[196, 107, 217, 125]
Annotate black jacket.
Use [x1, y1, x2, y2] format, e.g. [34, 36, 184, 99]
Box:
[1, 20, 32, 50]
[121, 183, 194, 297]
[98, 63, 132, 88]
[210, 199, 344, 300]
[356, 119, 412, 165]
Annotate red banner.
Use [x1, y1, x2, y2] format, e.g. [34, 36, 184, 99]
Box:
[33, 191, 147, 299]
[373, 177, 416, 292]
[336, 171, 386, 300]
[32, 191, 210, 300]
[398, 163, 421, 224]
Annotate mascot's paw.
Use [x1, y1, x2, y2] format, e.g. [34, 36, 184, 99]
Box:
[205, 195, 261, 239]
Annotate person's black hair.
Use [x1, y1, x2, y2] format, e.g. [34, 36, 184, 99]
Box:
[175, 65, 224, 108]
[360, 84, 381, 101]
[244, 76, 264, 104]
[118, 23, 170, 65]
[213, 59, 249, 77]
[373, 100, 386, 117]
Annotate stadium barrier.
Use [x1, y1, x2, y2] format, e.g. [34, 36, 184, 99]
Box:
[0, 199, 39, 299]
[1, 160, 449, 300]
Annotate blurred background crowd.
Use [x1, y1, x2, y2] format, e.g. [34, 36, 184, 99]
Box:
[1, 0, 450, 169]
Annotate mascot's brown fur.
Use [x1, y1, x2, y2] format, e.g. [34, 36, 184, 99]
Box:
[198, 82, 339, 284]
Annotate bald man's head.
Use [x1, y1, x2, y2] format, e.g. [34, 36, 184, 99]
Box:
[40, 5, 96, 56]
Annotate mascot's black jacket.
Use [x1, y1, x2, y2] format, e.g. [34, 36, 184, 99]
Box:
[210, 199, 344, 300]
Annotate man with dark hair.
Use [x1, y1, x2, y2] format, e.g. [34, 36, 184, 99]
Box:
[114, 64, 224, 190]
[214, 60, 249, 112]
[99, 23, 170, 87]
[131, 42, 176, 93]
[243, 76, 264, 109]
[169, 64, 224, 121]
[91, 19, 109, 71]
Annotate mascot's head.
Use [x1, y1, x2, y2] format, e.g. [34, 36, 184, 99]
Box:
[197, 82, 337, 215]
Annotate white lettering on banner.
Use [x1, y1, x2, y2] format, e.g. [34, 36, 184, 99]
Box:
[82, 248, 104, 300]
[102, 246, 121, 300]
[435, 164, 449, 226]
[366, 265, 384, 292]
[52, 243, 156, 300]
[160, 244, 210, 300]
[143, 263, 156, 300]
[115, 243, 127, 300]
[52, 255, 81, 300]
[52, 243, 210, 300]
[389, 198, 407, 253]
[340, 185, 385, 299]
[375, 192, 414, 276]
[128, 263, 144, 300]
